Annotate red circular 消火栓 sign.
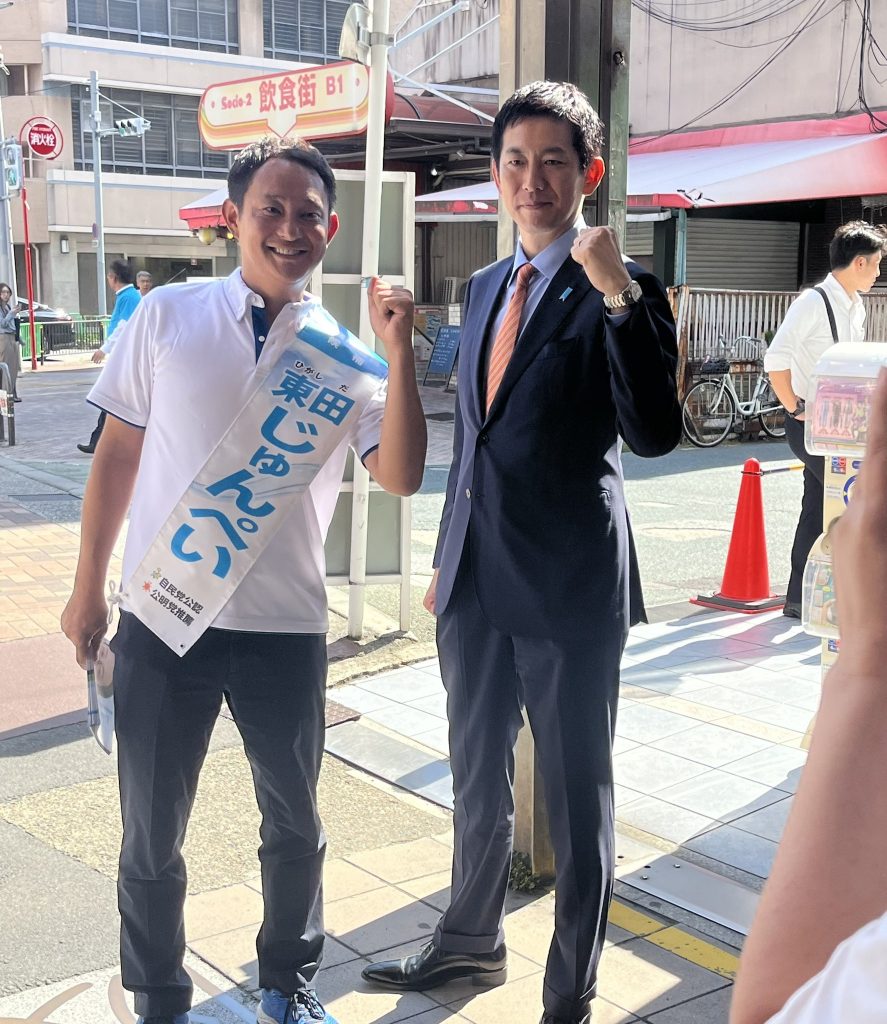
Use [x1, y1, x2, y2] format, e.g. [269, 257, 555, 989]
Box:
[20, 117, 64, 160]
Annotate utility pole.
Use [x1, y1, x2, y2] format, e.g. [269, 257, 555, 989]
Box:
[89, 71, 107, 316]
[347, 0, 392, 639]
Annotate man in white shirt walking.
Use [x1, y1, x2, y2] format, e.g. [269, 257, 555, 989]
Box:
[764, 220, 886, 616]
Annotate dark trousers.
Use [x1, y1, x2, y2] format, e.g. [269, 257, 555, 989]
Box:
[111, 612, 328, 1018]
[435, 561, 624, 1021]
[784, 414, 825, 605]
[88, 410, 107, 448]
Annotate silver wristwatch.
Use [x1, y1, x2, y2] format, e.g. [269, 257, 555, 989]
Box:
[603, 279, 643, 310]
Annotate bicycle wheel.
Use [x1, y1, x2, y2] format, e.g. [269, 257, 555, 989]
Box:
[758, 380, 786, 439]
[682, 380, 736, 447]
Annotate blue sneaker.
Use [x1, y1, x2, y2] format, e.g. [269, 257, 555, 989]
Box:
[257, 988, 338, 1024]
[137, 1016, 189, 1024]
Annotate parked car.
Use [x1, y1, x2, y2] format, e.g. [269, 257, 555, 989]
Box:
[15, 297, 76, 352]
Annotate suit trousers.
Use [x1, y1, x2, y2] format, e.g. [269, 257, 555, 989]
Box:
[111, 612, 327, 1017]
[784, 415, 825, 606]
[434, 559, 625, 1020]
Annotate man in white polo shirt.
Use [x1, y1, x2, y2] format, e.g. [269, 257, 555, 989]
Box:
[61, 137, 427, 1024]
[764, 220, 886, 617]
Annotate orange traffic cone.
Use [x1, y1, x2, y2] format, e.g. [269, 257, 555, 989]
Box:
[691, 458, 785, 613]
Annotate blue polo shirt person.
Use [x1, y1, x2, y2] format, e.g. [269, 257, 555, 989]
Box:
[77, 259, 142, 454]
[61, 136, 426, 1024]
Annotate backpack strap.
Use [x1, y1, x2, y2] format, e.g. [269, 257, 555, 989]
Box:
[813, 286, 839, 344]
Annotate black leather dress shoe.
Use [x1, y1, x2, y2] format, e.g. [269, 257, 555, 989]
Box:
[782, 601, 802, 619]
[361, 941, 507, 991]
[540, 1012, 591, 1024]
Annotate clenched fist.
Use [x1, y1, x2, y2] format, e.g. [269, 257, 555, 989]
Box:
[570, 226, 631, 297]
[367, 278, 415, 359]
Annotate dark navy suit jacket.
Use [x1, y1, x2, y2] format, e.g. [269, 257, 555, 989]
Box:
[432, 254, 682, 639]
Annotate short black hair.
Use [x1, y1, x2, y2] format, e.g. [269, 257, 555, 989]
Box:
[829, 220, 887, 270]
[491, 81, 605, 172]
[108, 259, 134, 285]
[227, 135, 337, 212]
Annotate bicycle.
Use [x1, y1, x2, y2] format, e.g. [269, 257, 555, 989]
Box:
[682, 336, 786, 448]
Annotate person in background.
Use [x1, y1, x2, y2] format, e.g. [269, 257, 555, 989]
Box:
[77, 259, 141, 454]
[730, 367, 887, 1023]
[0, 282, 22, 403]
[764, 221, 886, 618]
[136, 270, 153, 296]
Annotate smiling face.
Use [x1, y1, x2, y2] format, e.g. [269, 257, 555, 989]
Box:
[491, 116, 604, 258]
[222, 156, 339, 315]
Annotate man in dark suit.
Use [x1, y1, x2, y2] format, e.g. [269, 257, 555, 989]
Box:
[362, 81, 681, 1024]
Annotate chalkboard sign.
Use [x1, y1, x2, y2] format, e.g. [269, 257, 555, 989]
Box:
[423, 324, 461, 387]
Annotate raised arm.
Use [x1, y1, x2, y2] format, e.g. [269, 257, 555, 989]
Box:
[571, 226, 681, 457]
[362, 278, 427, 497]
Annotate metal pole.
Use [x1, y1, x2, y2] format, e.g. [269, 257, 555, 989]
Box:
[90, 71, 107, 316]
[20, 185, 37, 370]
[347, 0, 392, 639]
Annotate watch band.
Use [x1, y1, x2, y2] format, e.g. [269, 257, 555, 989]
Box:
[603, 279, 643, 310]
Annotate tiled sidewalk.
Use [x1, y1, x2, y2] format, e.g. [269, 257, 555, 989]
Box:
[327, 606, 819, 887]
[180, 833, 735, 1024]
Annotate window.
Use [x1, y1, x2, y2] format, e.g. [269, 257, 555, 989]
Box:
[263, 0, 349, 62]
[67, 0, 238, 52]
[71, 86, 233, 178]
[0, 65, 29, 97]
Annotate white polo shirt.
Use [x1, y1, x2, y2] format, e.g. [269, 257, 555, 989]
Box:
[764, 273, 865, 401]
[765, 910, 887, 1022]
[88, 270, 386, 634]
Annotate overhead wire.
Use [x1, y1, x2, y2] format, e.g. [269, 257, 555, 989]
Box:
[630, 0, 840, 148]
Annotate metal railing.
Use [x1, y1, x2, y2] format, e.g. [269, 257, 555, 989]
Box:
[19, 317, 110, 361]
[668, 286, 887, 396]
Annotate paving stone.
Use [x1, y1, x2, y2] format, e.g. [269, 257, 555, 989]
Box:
[720, 745, 807, 794]
[346, 835, 454, 884]
[617, 796, 716, 846]
[645, 982, 734, 1022]
[319, 957, 441, 1023]
[730, 795, 794, 843]
[324, 884, 438, 955]
[615, 704, 699, 744]
[184, 883, 265, 942]
[684, 824, 778, 878]
[651, 723, 772, 768]
[325, 858, 389, 902]
[613, 747, 708, 794]
[596, 937, 727, 1017]
[655, 770, 787, 823]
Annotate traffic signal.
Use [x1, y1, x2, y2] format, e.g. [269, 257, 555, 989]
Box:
[115, 117, 151, 137]
[1, 140, 23, 195]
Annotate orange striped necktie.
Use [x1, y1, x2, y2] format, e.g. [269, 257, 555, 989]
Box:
[486, 262, 537, 414]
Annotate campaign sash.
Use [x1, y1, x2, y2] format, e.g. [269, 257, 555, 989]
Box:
[121, 303, 387, 656]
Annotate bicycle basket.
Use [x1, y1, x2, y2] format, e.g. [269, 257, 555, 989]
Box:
[700, 357, 731, 375]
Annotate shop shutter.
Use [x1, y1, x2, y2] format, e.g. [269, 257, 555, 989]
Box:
[625, 220, 654, 258]
[687, 219, 799, 291]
